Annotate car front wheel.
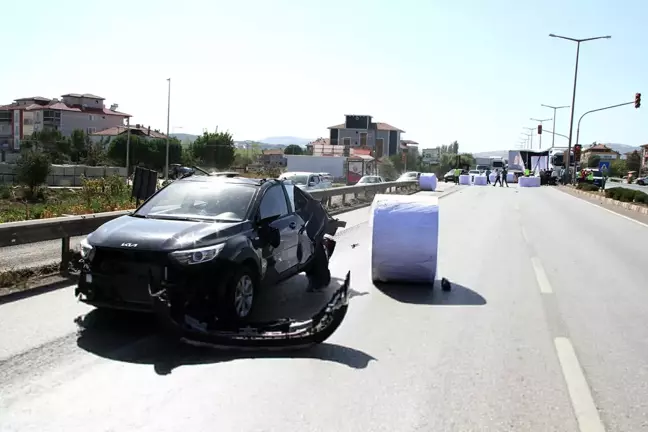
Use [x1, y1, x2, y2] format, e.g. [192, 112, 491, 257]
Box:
[221, 265, 257, 321]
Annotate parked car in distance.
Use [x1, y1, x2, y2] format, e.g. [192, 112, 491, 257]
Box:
[357, 175, 384, 184]
[279, 172, 332, 191]
[396, 172, 421, 182]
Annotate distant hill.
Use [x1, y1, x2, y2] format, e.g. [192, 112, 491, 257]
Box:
[258, 136, 312, 146]
[171, 133, 199, 144]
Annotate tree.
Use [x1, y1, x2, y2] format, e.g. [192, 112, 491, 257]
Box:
[16, 149, 51, 196]
[626, 150, 642, 173]
[28, 130, 71, 164]
[378, 156, 398, 180]
[587, 155, 601, 168]
[609, 159, 627, 177]
[284, 144, 303, 155]
[107, 135, 182, 172]
[190, 131, 235, 169]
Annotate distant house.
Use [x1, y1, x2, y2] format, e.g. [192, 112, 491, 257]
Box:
[641, 144, 648, 172]
[91, 124, 168, 143]
[260, 149, 287, 168]
[580, 144, 620, 164]
[327, 114, 409, 158]
[401, 139, 420, 156]
[0, 93, 129, 151]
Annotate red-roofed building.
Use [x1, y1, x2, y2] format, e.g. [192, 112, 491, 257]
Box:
[326, 114, 410, 158]
[0, 93, 130, 151]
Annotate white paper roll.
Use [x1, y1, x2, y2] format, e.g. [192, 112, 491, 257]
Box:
[473, 175, 487, 186]
[459, 175, 471, 185]
[518, 176, 541, 187]
[418, 173, 438, 191]
[370, 193, 439, 284]
[489, 173, 497, 183]
[507, 172, 516, 183]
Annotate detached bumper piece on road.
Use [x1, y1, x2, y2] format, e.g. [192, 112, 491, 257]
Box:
[152, 271, 351, 350]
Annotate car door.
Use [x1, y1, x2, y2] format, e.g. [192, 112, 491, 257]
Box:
[292, 186, 316, 267]
[257, 184, 296, 278]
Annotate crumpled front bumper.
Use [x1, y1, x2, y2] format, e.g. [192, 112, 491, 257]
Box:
[151, 271, 351, 350]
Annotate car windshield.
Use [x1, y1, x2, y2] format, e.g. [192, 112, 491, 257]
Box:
[281, 174, 309, 185]
[134, 180, 257, 221]
[359, 176, 381, 183]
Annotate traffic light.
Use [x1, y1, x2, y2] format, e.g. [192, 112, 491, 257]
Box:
[635, 93, 641, 109]
[574, 144, 582, 162]
[537, 124, 542, 135]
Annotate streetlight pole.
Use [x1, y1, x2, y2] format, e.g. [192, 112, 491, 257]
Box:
[523, 127, 534, 149]
[541, 104, 569, 149]
[549, 33, 611, 183]
[521, 132, 532, 149]
[165, 78, 171, 180]
[530, 118, 552, 149]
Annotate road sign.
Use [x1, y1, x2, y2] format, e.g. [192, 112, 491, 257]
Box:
[599, 161, 610, 173]
[422, 148, 440, 164]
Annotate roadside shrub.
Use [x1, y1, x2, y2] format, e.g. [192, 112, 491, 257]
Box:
[604, 188, 616, 199]
[633, 190, 648, 204]
[578, 183, 600, 192]
[16, 150, 51, 197]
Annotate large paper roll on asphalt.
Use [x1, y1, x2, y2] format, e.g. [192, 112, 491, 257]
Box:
[473, 175, 487, 186]
[370, 193, 438, 284]
[519, 176, 541, 187]
[459, 175, 471, 185]
[418, 173, 438, 191]
[507, 172, 516, 183]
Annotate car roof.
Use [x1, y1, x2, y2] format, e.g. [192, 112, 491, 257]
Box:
[281, 171, 316, 176]
[178, 175, 275, 187]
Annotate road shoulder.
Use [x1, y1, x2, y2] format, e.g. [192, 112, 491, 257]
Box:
[556, 186, 648, 227]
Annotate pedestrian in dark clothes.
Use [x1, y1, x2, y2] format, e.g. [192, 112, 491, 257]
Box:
[493, 169, 502, 186]
[501, 166, 509, 187]
[486, 168, 491, 184]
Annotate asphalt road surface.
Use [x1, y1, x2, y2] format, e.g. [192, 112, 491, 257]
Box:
[1, 184, 647, 431]
[0, 183, 449, 273]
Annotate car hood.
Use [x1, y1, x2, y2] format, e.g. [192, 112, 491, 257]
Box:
[87, 215, 251, 251]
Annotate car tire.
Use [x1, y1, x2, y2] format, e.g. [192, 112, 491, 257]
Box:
[306, 241, 331, 287]
[220, 265, 257, 322]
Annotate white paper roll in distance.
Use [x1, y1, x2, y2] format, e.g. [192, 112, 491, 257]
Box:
[473, 175, 487, 186]
[370, 193, 439, 284]
[507, 172, 516, 183]
[489, 173, 497, 183]
[518, 176, 541, 187]
[459, 175, 471, 185]
[418, 173, 438, 191]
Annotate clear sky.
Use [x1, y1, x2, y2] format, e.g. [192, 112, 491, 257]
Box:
[2, 0, 647, 152]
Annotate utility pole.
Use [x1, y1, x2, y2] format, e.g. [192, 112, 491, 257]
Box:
[549, 33, 611, 183]
[523, 127, 534, 149]
[165, 78, 171, 180]
[541, 104, 569, 149]
[125, 117, 131, 181]
[530, 118, 552, 149]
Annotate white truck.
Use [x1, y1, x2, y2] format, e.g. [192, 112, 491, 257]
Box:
[475, 156, 504, 171]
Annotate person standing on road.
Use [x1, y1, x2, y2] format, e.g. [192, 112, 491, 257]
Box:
[501, 166, 509, 187]
[493, 169, 502, 187]
[454, 168, 461, 184]
[486, 168, 491, 185]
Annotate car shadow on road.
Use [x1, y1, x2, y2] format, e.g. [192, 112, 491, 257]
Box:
[74, 273, 375, 374]
[374, 279, 486, 306]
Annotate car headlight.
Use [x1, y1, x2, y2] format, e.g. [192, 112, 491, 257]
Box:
[80, 237, 95, 261]
[169, 243, 226, 266]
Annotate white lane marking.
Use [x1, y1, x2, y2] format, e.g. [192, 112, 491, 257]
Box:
[515, 202, 520, 211]
[521, 227, 529, 243]
[554, 337, 606, 432]
[531, 257, 553, 294]
[557, 188, 648, 229]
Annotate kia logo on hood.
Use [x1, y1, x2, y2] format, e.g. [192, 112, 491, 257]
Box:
[121, 243, 138, 247]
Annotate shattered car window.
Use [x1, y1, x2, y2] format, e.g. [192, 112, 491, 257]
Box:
[259, 185, 289, 219]
[135, 181, 256, 221]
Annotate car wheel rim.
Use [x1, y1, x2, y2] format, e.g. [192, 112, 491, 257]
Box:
[234, 275, 254, 318]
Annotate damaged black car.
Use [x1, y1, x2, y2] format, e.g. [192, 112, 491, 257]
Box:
[75, 175, 347, 327]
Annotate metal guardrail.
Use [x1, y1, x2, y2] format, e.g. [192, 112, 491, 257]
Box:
[0, 180, 418, 271]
